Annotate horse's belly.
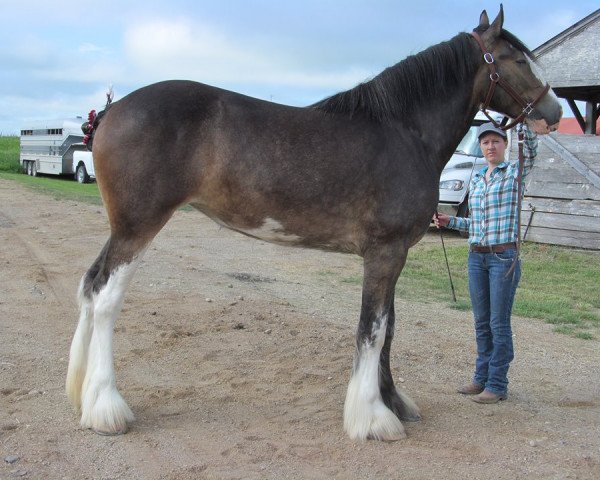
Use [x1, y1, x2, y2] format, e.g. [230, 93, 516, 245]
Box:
[190, 203, 303, 244]
[229, 217, 304, 244]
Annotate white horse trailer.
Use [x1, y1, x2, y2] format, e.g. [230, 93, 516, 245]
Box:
[20, 118, 89, 178]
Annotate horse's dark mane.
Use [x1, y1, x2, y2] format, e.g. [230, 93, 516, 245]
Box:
[311, 28, 531, 123]
[500, 29, 533, 58]
[311, 33, 478, 123]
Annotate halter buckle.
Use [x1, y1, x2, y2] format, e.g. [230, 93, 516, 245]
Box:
[489, 72, 500, 83]
[483, 52, 494, 64]
[523, 103, 534, 116]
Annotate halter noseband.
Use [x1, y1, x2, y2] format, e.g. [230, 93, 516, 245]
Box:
[471, 31, 550, 130]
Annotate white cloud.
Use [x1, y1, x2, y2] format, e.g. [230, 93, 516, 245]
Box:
[122, 18, 371, 89]
[34, 60, 125, 86]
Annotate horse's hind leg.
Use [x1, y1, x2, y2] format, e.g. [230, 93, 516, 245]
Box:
[65, 275, 96, 409]
[66, 233, 152, 434]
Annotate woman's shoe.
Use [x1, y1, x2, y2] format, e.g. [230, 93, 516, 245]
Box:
[471, 390, 507, 404]
[457, 383, 485, 395]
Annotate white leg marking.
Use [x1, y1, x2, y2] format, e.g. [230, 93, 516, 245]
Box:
[66, 277, 94, 409]
[80, 258, 142, 434]
[344, 314, 406, 441]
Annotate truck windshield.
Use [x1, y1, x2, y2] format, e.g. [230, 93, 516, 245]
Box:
[455, 126, 483, 157]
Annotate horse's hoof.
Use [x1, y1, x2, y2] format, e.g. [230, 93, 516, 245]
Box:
[400, 412, 422, 423]
[367, 428, 406, 442]
[367, 429, 407, 442]
[91, 427, 128, 436]
[395, 389, 422, 422]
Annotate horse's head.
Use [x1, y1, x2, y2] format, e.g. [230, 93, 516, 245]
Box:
[473, 6, 562, 134]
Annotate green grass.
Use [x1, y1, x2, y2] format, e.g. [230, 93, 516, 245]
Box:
[2, 137, 599, 339]
[515, 244, 600, 338]
[0, 171, 102, 204]
[0, 136, 21, 173]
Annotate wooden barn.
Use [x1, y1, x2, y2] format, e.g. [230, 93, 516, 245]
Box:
[511, 8, 600, 250]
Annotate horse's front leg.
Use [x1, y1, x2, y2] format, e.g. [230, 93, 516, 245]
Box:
[344, 243, 420, 441]
[380, 292, 421, 423]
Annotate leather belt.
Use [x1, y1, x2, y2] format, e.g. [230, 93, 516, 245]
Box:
[470, 242, 517, 253]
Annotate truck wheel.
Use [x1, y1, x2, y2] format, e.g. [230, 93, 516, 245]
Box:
[76, 164, 90, 184]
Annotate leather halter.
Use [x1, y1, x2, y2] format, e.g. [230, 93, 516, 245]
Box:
[471, 31, 550, 130]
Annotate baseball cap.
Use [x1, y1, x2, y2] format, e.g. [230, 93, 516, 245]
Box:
[477, 122, 508, 140]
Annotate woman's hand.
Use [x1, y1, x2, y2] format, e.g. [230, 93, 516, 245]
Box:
[432, 212, 450, 228]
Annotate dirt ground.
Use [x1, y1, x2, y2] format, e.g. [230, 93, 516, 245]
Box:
[0, 178, 599, 480]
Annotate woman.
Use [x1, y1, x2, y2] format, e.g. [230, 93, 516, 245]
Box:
[434, 122, 537, 404]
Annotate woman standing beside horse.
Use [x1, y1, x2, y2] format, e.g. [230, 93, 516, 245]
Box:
[434, 122, 538, 404]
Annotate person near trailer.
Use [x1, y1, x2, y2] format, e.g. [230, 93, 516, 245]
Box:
[433, 122, 538, 404]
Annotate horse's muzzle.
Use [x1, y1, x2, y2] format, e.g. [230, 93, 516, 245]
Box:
[526, 118, 560, 134]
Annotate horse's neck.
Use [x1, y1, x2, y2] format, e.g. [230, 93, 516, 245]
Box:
[413, 99, 479, 174]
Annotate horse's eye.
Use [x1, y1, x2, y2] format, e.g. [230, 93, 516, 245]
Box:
[516, 59, 527, 65]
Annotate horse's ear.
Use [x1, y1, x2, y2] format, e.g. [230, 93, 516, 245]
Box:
[478, 10, 490, 30]
[488, 4, 505, 36]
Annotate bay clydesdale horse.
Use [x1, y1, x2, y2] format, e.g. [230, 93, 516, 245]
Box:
[66, 7, 561, 440]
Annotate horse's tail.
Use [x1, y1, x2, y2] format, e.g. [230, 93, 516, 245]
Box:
[82, 87, 114, 151]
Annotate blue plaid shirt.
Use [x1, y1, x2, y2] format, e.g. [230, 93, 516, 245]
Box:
[447, 126, 538, 245]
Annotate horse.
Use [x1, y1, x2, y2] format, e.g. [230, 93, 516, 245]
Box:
[66, 7, 562, 441]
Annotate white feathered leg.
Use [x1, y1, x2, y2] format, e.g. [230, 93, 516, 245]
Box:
[344, 314, 405, 441]
[66, 278, 94, 409]
[79, 259, 141, 435]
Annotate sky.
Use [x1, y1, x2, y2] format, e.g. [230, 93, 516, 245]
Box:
[0, 0, 597, 135]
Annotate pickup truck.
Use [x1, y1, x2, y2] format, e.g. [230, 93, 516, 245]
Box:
[72, 150, 95, 183]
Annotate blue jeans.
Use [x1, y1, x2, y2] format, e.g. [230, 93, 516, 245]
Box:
[468, 249, 521, 396]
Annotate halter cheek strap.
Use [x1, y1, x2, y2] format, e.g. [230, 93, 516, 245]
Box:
[471, 31, 550, 130]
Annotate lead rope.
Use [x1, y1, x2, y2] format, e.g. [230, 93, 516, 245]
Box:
[435, 212, 457, 302]
[508, 125, 525, 276]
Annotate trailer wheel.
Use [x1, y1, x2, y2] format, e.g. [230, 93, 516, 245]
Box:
[26, 162, 32, 176]
[76, 164, 90, 184]
[31, 162, 38, 177]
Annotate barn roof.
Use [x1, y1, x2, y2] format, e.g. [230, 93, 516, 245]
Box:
[533, 8, 600, 95]
[533, 8, 600, 135]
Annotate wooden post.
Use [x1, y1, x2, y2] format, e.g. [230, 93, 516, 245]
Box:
[567, 99, 586, 133]
[584, 101, 598, 135]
